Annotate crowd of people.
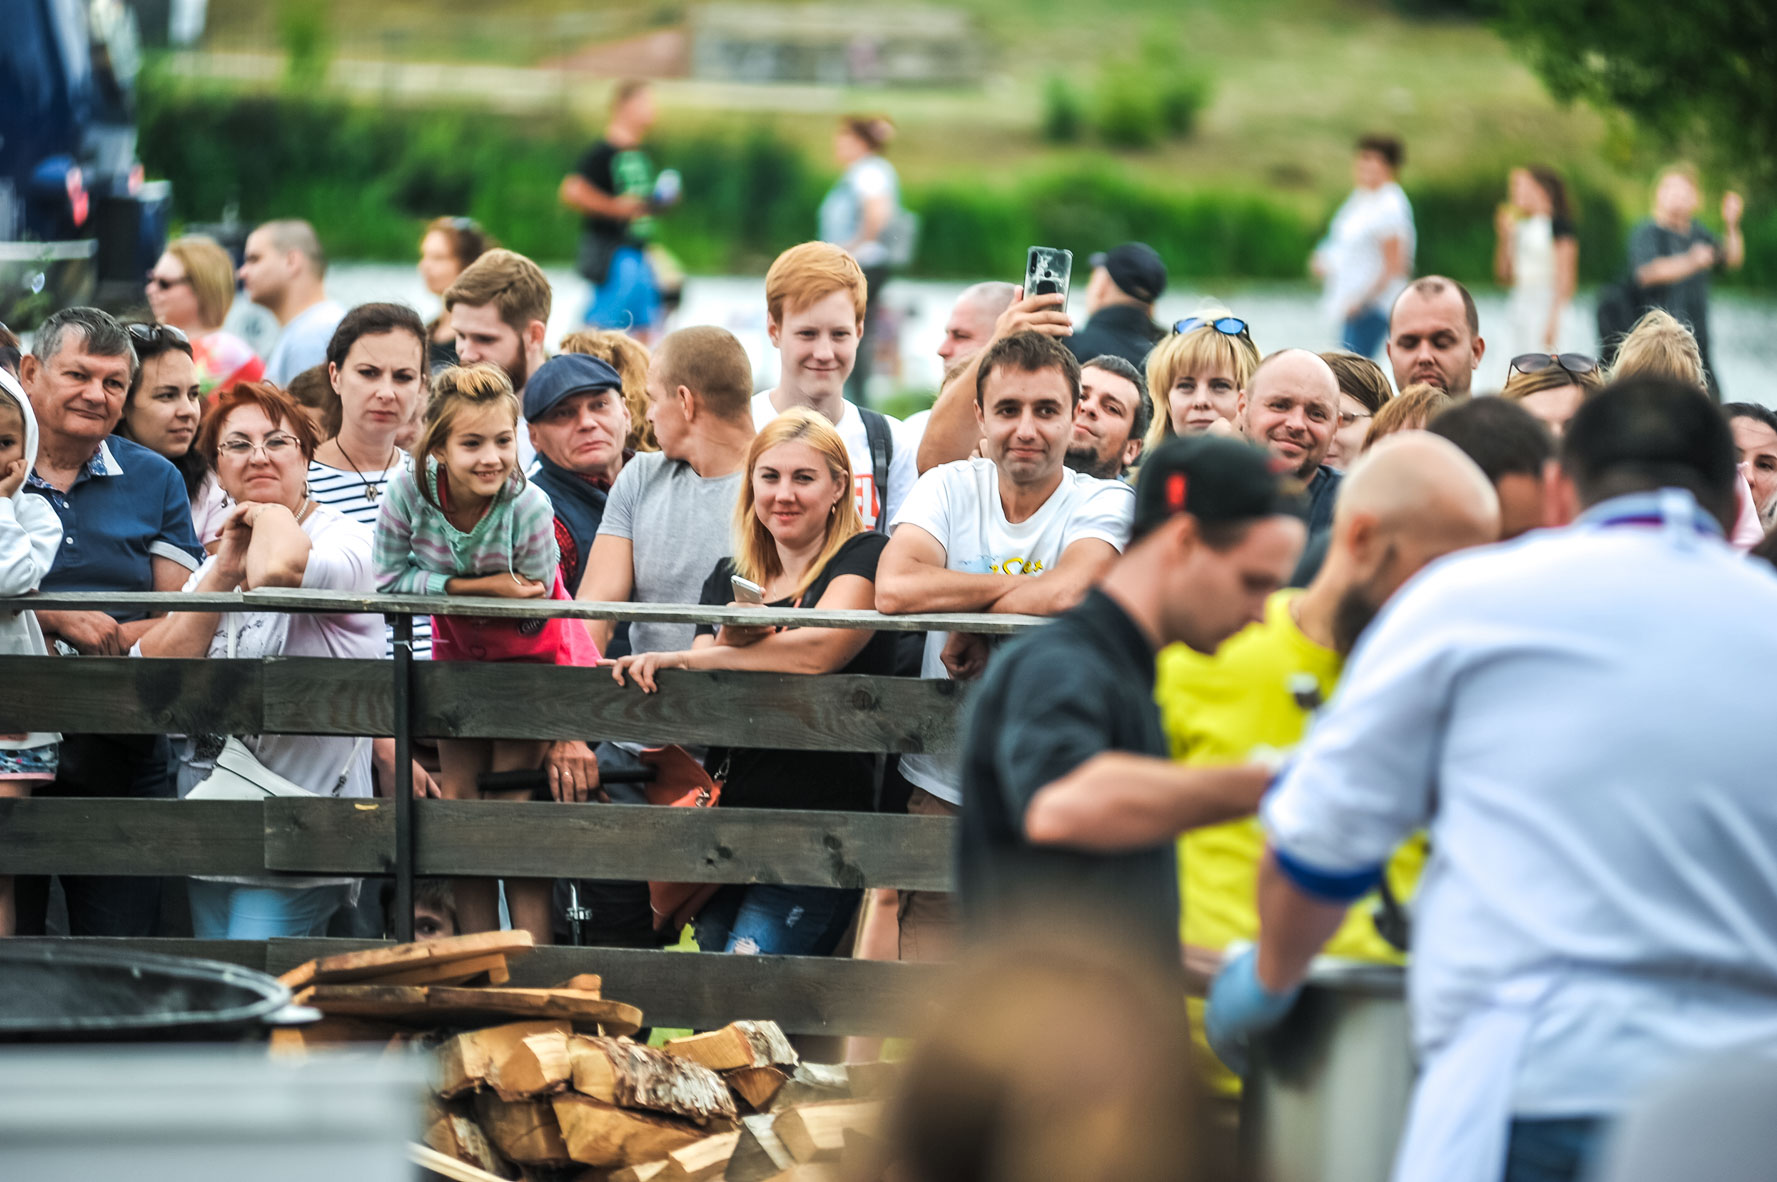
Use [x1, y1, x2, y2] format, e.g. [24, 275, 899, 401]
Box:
[0, 93, 1772, 1182]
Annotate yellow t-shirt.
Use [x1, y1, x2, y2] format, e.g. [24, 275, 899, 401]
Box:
[1157, 590, 1423, 964]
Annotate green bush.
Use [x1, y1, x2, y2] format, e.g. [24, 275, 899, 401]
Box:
[1092, 62, 1164, 150]
[1041, 76, 1084, 144]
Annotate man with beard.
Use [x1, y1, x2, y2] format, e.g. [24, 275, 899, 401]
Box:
[1386, 275, 1485, 397]
[446, 248, 554, 470]
[1237, 349, 1342, 537]
[1155, 432, 1498, 1096]
[1065, 355, 1149, 481]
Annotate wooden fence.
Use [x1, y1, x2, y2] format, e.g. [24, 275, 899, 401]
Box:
[0, 590, 1045, 1035]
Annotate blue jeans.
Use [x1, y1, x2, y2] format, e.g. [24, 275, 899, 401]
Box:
[189, 880, 352, 939]
[585, 246, 661, 332]
[1342, 305, 1390, 358]
[693, 883, 861, 956]
[1502, 1116, 1606, 1182]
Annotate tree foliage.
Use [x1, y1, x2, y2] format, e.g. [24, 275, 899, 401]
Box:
[1493, 0, 1777, 191]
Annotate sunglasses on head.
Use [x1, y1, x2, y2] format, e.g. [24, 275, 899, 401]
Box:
[1509, 352, 1598, 379]
[126, 322, 192, 354]
[1173, 315, 1251, 340]
[449, 216, 482, 235]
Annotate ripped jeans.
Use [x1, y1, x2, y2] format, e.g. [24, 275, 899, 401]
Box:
[693, 883, 862, 957]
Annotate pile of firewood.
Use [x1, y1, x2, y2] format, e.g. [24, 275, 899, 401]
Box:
[270, 933, 891, 1182]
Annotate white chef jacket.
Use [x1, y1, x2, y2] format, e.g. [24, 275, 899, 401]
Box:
[1262, 489, 1777, 1180]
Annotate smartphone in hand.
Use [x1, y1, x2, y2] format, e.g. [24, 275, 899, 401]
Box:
[1025, 246, 1074, 306]
[730, 575, 766, 604]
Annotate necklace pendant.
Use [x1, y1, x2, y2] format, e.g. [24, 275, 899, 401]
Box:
[364, 485, 380, 502]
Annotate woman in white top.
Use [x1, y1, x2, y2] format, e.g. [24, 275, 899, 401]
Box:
[1494, 165, 1579, 363]
[819, 114, 904, 400]
[308, 302, 439, 796]
[137, 382, 383, 938]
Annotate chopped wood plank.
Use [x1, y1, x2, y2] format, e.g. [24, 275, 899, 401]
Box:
[0, 798, 268, 876]
[280, 931, 534, 989]
[367, 951, 511, 987]
[664, 1022, 797, 1072]
[609, 1164, 667, 1182]
[569, 1036, 737, 1123]
[294, 984, 641, 1035]
[269, 1016, 408, 1056]
[724, 1114, 796, 1182]
[768, 1064, 850, 1112]
[658, 1129, 739, 1181]
[840, 1060, 900, 1100]
[438, 1021, 574, 1099]
[474, 1094, 574, 1167]
[725, 1066, 789, 1111]
[550, 1095, 714, 1168]
[771, 1101, 881, 1164]
[552, 973, 603, 995]
[760, 1165, 840, 1182]
[410, 1140, 511, 1182]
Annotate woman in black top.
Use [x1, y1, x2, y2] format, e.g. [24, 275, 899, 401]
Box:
[611, 407, 893, 955]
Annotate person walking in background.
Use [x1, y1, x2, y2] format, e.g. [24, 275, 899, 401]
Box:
[144, 235, 264, 395]
[238, 219, 345, 387]
[1312, 134, 1415, 359]
[1494, 167, 1578, 366]
[417, 216, 497, 368]
[820, 114, 906, 402]
[561, 80, 666, 337]
[1623, 165, 1745, 397]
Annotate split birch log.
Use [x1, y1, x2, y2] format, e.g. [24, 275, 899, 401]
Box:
[438, 1021, 573, 1100]
[662, 1021, 797, 1072]
[550, 1094, 711, 1168]
[569, 1036, 738, 1123]
[771, 1100, 881, 1164]
[473, 1093, 574, 1167]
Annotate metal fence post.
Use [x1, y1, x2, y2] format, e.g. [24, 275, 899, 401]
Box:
[390, 613, 415, 943]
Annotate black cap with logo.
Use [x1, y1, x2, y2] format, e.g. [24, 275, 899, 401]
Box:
[1088, 243, 1168, 304]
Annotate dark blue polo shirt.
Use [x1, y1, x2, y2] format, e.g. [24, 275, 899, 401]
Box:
[24, 436, 203, 620]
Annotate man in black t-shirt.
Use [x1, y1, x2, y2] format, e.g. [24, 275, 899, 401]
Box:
[560, 79, 663, 333]
[957, 435, 1308, 968]
[1625, 167, 1746, 397]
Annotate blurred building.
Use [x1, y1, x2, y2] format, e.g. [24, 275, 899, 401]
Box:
[688, 4, 982, 88]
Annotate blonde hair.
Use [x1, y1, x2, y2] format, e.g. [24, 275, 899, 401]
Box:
[1610, 308, 1707, 392]
[733, 408, 864, 600]
[1142, 315, 1261, 453]
[1363, 383, 1459, 451]
[413, 364, 524, 509]
[559, 329, 656, 452]
[165, 235, 238, 330]
[765, 242, 868, 328]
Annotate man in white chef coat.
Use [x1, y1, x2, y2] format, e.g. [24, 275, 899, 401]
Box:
[1205, 375, 1777, 1182]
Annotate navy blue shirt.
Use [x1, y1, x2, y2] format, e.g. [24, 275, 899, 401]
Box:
[24, 436, 203, 620]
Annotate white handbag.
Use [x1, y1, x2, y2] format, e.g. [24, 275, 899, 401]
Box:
[185, 613, 366, 800]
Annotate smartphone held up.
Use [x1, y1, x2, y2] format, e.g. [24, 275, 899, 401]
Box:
[1024, 246, 1073, 307]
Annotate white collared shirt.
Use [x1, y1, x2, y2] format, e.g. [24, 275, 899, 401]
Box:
[1264, 490, 1777, 1116]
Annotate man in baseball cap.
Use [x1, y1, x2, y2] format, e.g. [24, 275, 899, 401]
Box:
[957, 433, 1308, 969]
[1066, 242, 1170, 373]
[523, 353, 631, 598]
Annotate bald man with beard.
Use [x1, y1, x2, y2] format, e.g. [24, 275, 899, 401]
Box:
[1154, 433, 1499, 1099]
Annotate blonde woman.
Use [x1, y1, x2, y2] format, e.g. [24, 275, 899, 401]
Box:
[1362, 383, 1458, 451]
[610, 408, 894, 955]
[1143, 313, 1261, 452]
[144, 235, 265, 394]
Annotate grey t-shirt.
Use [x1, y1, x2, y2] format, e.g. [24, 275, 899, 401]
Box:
[1627, 218, 1719, 343]
[595, 450, 744, 655]
[264, 299, 346, 386]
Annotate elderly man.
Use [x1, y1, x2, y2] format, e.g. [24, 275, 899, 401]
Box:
[238, 219, 345, 385]
[937, 282, 1020, 376]
[1387, 275, 1485, 397]
[18, 307, 203, 936]
[525, 353, 632, 600]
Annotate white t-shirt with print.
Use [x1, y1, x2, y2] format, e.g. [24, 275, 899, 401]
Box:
[751, 392, 920, 531]
[890, 457, 1135, 804]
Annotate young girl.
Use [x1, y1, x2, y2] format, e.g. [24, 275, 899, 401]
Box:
[373, 363, 595, 943]
[0, 371, 65, 935]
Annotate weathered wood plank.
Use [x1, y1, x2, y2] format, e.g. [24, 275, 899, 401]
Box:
[263, 798, 957, 890]
[0, 656, 264, 736]
[0, 590, 1042, 635]
[415, 665, 963, 750]
[0, 657, 964, 750]
[0, 799, 269, 875]
[6, 937, 270, 972]
[259, 940, 942, 1036]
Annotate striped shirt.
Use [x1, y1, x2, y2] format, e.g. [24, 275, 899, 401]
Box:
[308, 458, 431, 658]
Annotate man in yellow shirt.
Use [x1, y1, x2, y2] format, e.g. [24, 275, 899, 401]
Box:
[1157, 434, 1500, 1085]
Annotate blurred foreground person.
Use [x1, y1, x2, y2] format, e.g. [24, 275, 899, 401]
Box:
[864, 937, 1201, 1182]
[1428, 397, 1561, 540]
[1209, 377, 1777, 1182]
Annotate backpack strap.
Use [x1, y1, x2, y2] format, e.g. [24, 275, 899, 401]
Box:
[859, 407, 895, 535]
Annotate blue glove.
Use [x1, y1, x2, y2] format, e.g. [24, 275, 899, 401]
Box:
[1205, 946, 1302, 1077]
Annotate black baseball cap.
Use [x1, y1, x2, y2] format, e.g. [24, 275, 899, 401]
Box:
[1132, 434, 1307, 540]
[523, 353, 623, 422]
[1088, 243, 1168, 304]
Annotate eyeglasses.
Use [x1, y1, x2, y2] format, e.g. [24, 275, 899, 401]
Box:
[218, 434, 301, 459]
[146, 273, 191, 291]
[1338, 408, 1372, 429]
[1509, 352, 1599, 379]
[1173, 315, 1252, 340]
